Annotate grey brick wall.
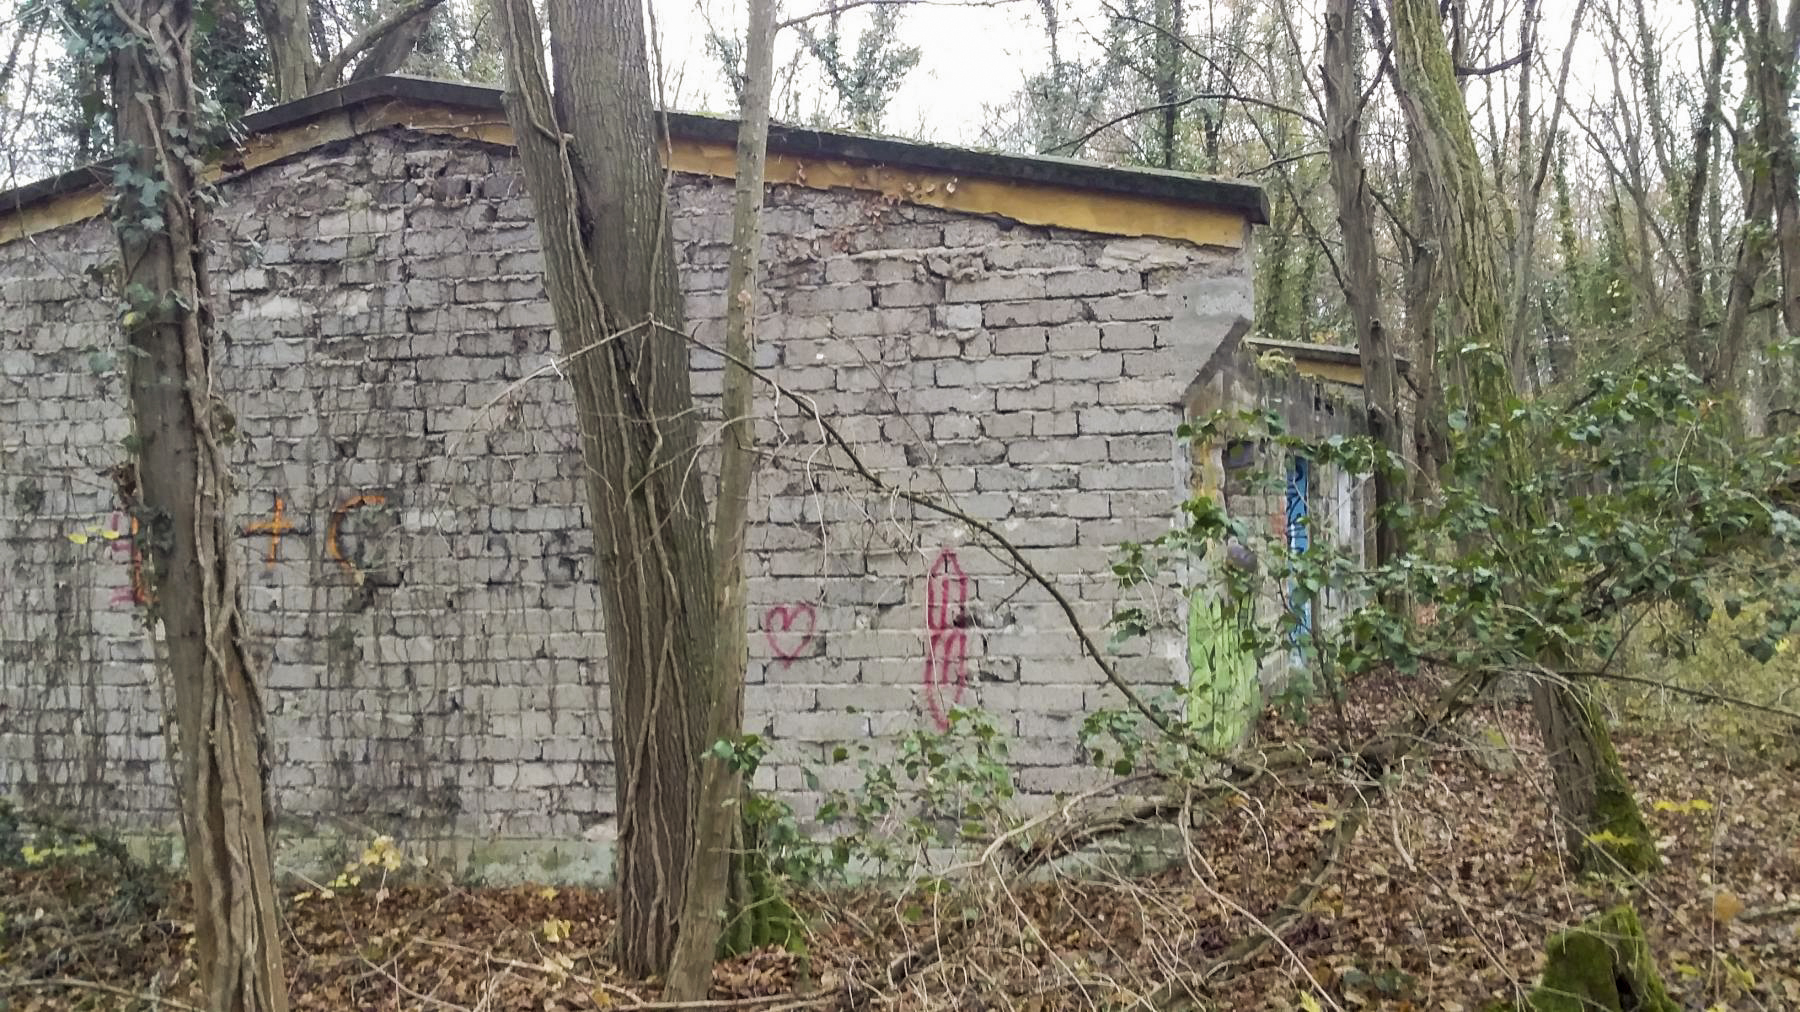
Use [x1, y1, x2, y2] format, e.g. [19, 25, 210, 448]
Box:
[0, 129, 1351, 860]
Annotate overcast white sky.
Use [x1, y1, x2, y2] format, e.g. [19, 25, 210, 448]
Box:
[648, 0, 1633, 146]
[651, 0, 1089, 144]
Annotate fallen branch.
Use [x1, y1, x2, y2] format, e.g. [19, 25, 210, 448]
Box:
[412, 937, 643, 1003]
[616, 990, 836, 1011]
[0, 976, 201, 1011]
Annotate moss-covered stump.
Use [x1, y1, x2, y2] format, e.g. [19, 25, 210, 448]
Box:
[1525, 905, 1677, 1012]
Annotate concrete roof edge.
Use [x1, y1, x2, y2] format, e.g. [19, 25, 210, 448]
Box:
[2, 74, 1271, 227]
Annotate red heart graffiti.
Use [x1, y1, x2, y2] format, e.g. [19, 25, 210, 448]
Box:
[763, 603, 817, 668]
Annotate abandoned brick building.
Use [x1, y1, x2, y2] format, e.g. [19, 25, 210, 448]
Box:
[0, 76, 1370, 877]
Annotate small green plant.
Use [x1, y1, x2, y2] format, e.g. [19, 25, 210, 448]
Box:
[746, 708, 1018, 885]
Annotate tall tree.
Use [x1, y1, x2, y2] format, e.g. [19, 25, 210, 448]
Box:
[106, 1, 288, 1009]
[1322, 0, 1405, 566]
[495, 0, 721, 977]
[1151, 0, 1184, 168]
[1717, 0, 1800, 388]
[1389, 0, 1658, 874]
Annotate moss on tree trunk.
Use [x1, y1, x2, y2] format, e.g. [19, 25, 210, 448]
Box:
[1524, 905, 1677, 1012]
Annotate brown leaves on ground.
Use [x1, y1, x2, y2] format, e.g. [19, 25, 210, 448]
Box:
[2, 674, 1796, 1010]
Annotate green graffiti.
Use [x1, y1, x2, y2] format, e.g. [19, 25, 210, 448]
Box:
[1186, 588, 1259, 749]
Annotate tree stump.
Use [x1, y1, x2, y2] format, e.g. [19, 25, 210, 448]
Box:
[1523, 905, 1678, 1012]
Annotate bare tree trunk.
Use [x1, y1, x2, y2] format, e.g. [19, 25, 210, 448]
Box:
[1389, 0, 1657, 875]
[1404, 133, 1449, 495]
[109, 3, 287, 1010]
[1532, 679, 1659, 872]
[347, 3, 438, 80]
[1710, 0, 1800, 391]
[1505, 0, 1590, 386]
[251, 0, 315, 101]
[496, 0, 718, 978]
[665, 0, 779, 998]
[1745, 0, 1800, 339]
[1322, 0, 1405, 566]
[1153, 0, 1184, 169]
[1679, 0, 1734, 367]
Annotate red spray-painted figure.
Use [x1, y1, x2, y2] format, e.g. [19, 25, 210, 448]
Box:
[923, 548, 969, 730]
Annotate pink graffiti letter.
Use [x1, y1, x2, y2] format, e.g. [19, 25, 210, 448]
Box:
[923, 549, 970, 730]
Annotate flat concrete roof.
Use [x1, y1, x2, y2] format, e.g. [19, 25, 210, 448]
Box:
[0, 74, 1270, 229]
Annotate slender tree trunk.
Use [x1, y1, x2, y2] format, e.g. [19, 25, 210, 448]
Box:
[1745, 0, 1800, 340]
[496, 0, 718, 978]
[109, 4, 287, 1010]
[252, 0, 450, 99]
[665, 0, 779, 998]
[1714, 0, 1797, 390]
[1322, 0, 1405, 566]
[1404, 132, 1449, 495]
[1389, 0, 1657, 875]
[1153, 0, 1184, 169]
[1505, 0, 1589, 386]
[1679, 0, 1733, 366]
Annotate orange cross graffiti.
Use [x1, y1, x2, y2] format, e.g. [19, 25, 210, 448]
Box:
[327, 493, 387, 586]
[243, 497, 295, 568]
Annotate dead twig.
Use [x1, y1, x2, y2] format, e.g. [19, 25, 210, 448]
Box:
[616, 989, 838, 1010]
[0, 976, 202, 1011]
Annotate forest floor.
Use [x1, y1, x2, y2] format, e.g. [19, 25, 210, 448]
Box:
[2, 672, 1797, 1011]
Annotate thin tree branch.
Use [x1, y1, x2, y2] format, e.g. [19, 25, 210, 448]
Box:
[1454, 51, 1528, 75]
[1559, 668, 1800, 723]
[1046, 92, 1321, 155]
[0, 978, 201, 1012]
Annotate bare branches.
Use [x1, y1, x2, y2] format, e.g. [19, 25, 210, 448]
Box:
[1045, 92, 1321, 156]
[312, 0, 448, 91]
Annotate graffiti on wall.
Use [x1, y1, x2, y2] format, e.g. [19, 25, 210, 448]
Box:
[1185, 438, 1260, 747]
[762, 603, 816, 668]
[922, 548, 970, 730]
[1284, 456, 1312, 670]
[103, 511, 148, 607]
[244, 496, 296, 569]
[327, 493, 388, 586]
[73, 491, 397, 606]
[1186, 587, 1258, 748]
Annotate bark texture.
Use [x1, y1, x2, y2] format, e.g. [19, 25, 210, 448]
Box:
[496, 0, 717, 978]
[1389, 0, 1656, 875]
[250, 0, 314, 101]
[110, 3, 287, 1009]
[665, 0, 780, 996]
[1322, 0, 1405, 566]
[252, 0, 447, 100]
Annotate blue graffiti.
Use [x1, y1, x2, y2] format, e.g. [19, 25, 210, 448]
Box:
[1286, 456, 1312, 669]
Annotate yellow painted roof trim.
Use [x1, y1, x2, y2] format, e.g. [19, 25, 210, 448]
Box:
[1, 98, 1251, 248]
